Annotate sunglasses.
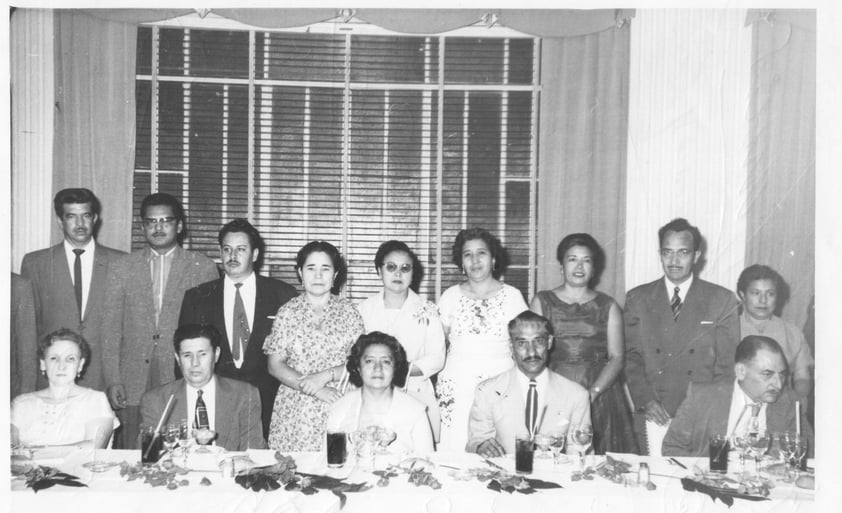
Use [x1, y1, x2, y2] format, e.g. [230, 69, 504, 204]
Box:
[384, 262, 412, 274]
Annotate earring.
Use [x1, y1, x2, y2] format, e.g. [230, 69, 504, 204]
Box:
[40, 369, 46, 376]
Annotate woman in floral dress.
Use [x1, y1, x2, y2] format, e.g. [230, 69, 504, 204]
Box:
[357, 240, 446, 443]
[436, 228, 527, 452]
[264, 241, 364, 451]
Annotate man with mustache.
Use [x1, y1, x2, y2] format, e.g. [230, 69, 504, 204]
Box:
[466, 311, 590, 457]
[20, 188, 125, 393]
[101, 193, 219, 448]
[662, 335, 813, 456]
[624, 217, 740, 455]
[178, 218, 296, 440]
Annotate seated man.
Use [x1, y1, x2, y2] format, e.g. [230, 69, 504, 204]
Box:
[140, 324, 266, 451]
[663, 335, 813, 457]
[466, 311, 591, 457]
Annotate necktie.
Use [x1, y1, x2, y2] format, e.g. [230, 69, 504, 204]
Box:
[152, 252, 164, 326]
[232, 283, 250, 361]
[73, 249, 85, 318]
[525, 380, 538, 435]
[746, 402, 761, 434]
[195, 390, 209, 429]
[670, 286, 682, 320]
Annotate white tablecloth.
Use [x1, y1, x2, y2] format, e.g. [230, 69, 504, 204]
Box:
[10, 449, 814, 513]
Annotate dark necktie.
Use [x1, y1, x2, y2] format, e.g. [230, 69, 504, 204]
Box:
[525, 380, 538, 435]
[73, 249, 85, 318]
[232, 283, 250, 361]
[195, 389, 209, 429]
[670, 286, 682, 320]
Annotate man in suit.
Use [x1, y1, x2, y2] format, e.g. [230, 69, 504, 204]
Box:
[624, 217, 740, 452]
[140, 323, 266, 452]
[102, 192, 219, 448]
[663, 335, 813, 457]
[11, 273, 37, 398]
[20, 188, 126, 392]
[466, 311, 590, 456]
[179, 218, 296, 439]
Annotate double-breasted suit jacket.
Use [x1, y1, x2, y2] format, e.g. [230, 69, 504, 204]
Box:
[624, 277, 740, 417]
[21, 242, 126, 391]
[101, 246, 219, 406]
[178, 275, 297, 438]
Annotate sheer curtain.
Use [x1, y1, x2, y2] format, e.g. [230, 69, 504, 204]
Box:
[745, 10, 815, 327]
[536, 24, 631, 302]
[51, 10, 138, 251]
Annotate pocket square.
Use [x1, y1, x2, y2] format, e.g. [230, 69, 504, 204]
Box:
[700, 321, 713, 325]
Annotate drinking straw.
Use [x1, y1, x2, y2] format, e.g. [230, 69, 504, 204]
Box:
[531, 405, 548, 441]
[143, 393, 175, 460]
[795, 401, 801, 435]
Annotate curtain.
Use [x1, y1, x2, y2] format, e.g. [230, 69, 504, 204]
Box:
[745, 10, 815, 327]
[536, 25, 631, 303]
[52, 10, 138, 252]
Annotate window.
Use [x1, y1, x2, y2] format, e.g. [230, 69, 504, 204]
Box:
[134, 15, 540, 302]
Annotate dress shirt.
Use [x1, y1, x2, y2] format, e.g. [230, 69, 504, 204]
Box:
[726, 378, 767, 435]
[148, 246, 176, 326]
[224, 273, 256, 368]
[513, 367, 550, 423]
[186, 375, 217, 437]
[63, 239, 95, 316]
[664, 273, 694, 304]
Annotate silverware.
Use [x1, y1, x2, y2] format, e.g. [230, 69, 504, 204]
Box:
[668, 457, 687, 469]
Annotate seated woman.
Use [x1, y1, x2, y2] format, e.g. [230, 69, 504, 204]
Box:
[11, 328, 118, 448]
[737, 264, 813, 397]
[327, 332, 434, 456]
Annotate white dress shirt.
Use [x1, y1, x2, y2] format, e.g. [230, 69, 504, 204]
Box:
[514, 367, 550, 427]
[726, 378, 767, 436]
[63, 239, 95, 316]
[186, 375, 217, 437]
[664, 273, 694, 303]
[223, 273, 256, 368]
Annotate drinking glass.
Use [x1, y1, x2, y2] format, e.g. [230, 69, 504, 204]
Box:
[533, 433, 552, 459]
[730, 433, 750, 481]
[193, 427, 216, 453]
[162, 424, 180, 462]
[568, 424, 593, 472]
[547, 430, 567, 468]
[746, 431, 770, 477]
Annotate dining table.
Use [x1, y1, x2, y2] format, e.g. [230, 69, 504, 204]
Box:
[10, 445, 815, 513]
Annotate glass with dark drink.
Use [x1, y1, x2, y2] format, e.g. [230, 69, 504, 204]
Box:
[708, 434, 729, 473]
[327, 431, 347, 468]
[515, 434, 535, 474]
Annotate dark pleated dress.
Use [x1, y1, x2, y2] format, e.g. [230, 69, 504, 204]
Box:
[536, 290, 640, 454]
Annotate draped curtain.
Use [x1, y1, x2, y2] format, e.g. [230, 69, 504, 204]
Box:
[536, 26, 631, 301]
[745, 10, 816, 327]
[43, 7, 633, 291]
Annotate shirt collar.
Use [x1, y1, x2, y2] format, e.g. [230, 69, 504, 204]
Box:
[148, 245, 177, 260]
[664, 273, 694, 300]
[63, 238, 95, 254]
[514, 367, 550, 390]
[225, 271, 256, 290]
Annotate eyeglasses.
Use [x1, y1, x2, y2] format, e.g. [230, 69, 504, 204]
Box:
[659, 248, 693, 258]
[384, 262, 412, 274]
[142, 217, 176, 227]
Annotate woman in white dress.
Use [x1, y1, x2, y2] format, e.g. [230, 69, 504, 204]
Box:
[436, 228, 527, 452]
[11, 329, 118, 448]
[357, 240, 446, 443]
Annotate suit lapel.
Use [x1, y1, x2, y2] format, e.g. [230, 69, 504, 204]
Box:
[84, 245, 108, 321]
[50, 244, 78, 320]
[247, 276, 274, 359]
[210, 281, 234, 365]
[213, 378, 233, 448]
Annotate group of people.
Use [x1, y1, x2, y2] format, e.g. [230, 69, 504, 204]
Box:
[10, 187, 814, 460]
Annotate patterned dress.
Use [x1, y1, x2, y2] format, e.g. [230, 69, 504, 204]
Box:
[535, 290, 639, 454]
[263, 294, 364, 451]
[436, 283, 527, 452]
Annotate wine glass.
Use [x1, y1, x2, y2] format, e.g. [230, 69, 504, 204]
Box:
[371, 426, 396, 468]
[746, 431, 770, 478]
[568, 424, 593, 472]
[193, 427, 216, 453]
[533, 433, 552, 459]
[778, 432, 804, 482]
[730, 433, 750, 481]
[176, 420, 190, 466]
[162, 424, 180, 462]
[547, 430, 567, 469]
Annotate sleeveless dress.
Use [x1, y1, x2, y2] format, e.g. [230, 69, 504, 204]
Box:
[536, 290, 639, 454]
[436, 284, 527, 452]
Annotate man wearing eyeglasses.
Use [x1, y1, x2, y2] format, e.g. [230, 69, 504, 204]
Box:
[20, 188, 126, 394]
[466, 311, 590, 457]
[178, 218, 296, 440]
[624, 218, 740, 455]
[102, 192, 219, 448]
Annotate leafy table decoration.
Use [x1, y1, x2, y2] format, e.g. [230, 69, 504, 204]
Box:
[681, 470, 772, 507]
[448, 459, 562, 494]
[285, 473, 371, 508]
[118, 460, 192, 489]
[23, 465, 87, 492]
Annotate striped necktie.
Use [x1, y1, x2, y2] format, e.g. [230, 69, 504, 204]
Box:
[232, 283, 250, 362]
[670, 286, 682, 320]
[525, 380, 538, 435]
[195, 389, 209, 429]
[73, 249, 85, 318]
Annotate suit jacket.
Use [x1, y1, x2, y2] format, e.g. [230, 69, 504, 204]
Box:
[101, 246, 219, 405]
[20, 242, 126, 391]
[662, 379, 814, 457]
[178, 274, 297, 438]
[11, 273, 38, 398]
[139, 376, 267, 451]
[624, 277, 740, 416]
[466, 368, 591, 454]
